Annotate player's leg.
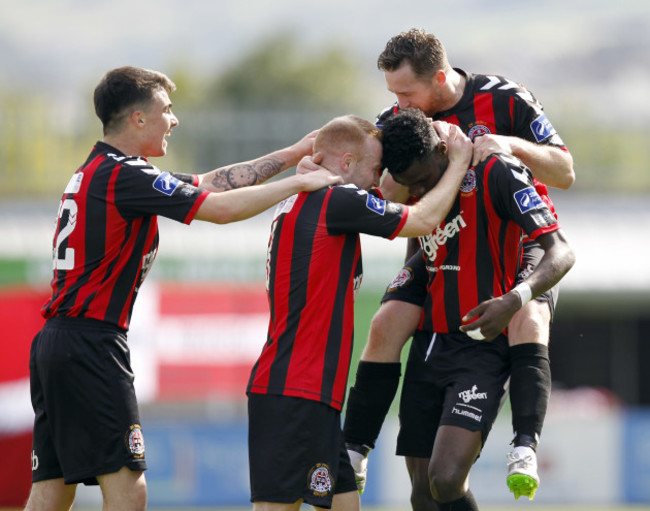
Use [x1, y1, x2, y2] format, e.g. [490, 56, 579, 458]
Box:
[23, 479, 76, 511]
[253, 502, 302, 511]
[505, 242, 556, 499]
[404, 456, 436, 511]
[424, 333, 509, 510]
[343, 255, 427, 488]
[428, 426, 481, 510]
[395, 331, 443, 511]
[97, 466, 147, 511]
[321, 489, 360, 511]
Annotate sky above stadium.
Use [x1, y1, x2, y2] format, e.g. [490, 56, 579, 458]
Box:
[2, 0, 649, 121]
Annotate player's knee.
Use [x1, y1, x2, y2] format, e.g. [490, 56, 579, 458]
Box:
[429, 467, 466, 502]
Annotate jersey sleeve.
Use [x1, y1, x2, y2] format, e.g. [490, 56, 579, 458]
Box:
[486, 154, 560, 240]
[325, 185, 407, 239]
[511, 83, 567, 149]
[110, 160, 209, 224]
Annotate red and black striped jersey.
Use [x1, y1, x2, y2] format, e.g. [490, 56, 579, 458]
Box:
[41, 141, 209, 330]
[247, 185, 407, 410]
[376, 68, 568, 208]
[418, 153, 560, 334]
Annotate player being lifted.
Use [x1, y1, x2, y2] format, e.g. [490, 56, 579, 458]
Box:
[343, 29, 575, 500]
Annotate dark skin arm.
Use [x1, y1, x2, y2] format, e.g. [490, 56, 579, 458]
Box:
[459, 228, 576, 340]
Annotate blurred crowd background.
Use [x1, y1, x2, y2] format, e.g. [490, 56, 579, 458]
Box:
[1, 0, 649, 508]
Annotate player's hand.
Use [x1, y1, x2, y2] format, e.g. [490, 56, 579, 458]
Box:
[472, 134, 512, 166]
[290, 129, 319, 161]
[298, 168, 342, 191]
[347, 448, 369, 494]
[444, 123, 473, 170]
[459, 292, 521, 340]
[296, 153, 324, 175]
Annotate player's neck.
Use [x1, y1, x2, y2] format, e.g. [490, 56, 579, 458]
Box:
[441, 69, 466, 111]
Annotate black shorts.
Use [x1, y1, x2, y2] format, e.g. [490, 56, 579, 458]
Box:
[247, 394, 357, 509]
[382, 241, 558, 320]
[396, 330, 510, 458]
[30, 317, 147, 485]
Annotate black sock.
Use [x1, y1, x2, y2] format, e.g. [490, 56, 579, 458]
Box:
[434, 490, 479, 511]
[509, 343, 551, 450]
[342, 361, 401, 448]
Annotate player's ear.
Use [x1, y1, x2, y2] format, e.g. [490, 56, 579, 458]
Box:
[131, 109, 146, 128]
[433, 69, 446, 88]
[340, 152, 354, 175]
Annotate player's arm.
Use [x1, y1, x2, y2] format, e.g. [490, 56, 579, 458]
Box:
[459, 228, 575, 340]
[397, 124, 472, 238]
[195, 130, 318, 192]
[472, 135, 575, 190]
[194, 170, 341, 224]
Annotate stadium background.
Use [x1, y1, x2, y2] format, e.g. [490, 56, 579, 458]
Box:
[1, 0, 649, 509]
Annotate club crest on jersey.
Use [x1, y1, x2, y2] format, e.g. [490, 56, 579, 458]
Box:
[514, 187, 544, 214]
[530, 113, 556, 142]
[153, 172, 182, 196]
[366, 194, 386, 215]
[467, 123, 491, 141]
[460, 169, 477, 193]
[309, 463, 333, 496]
[386, 267, 414, 292]
[125, 424, 145, 458]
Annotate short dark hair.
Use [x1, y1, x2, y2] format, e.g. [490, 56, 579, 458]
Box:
[93, 66, 176, 135]
[381, 108, 444, 176]
[377, 28, 450, 79]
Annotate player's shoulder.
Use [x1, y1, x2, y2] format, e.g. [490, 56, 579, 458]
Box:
[479, 152, 532, 185]
[467, 71, 538, 103]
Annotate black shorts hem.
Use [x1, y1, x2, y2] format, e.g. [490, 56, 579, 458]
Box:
[62, 460, 147, 486]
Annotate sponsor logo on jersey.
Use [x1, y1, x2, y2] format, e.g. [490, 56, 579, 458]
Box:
[419, 213, 467, 263]
[530, 113, 556, 142]
[64, 173, 83, 194]
[365, 194, 386, 215]
[309, 463, 333, 496]
[460, 169, 477, 193]
[31, 450, 39, 471]
[126, 424, 145, 458]
[530, 209, 557, 228]
[153, 172, 182, 196]
[514, 187, 544, 214]
[458, 384, 488, 404]
[467, 123, 491, 140]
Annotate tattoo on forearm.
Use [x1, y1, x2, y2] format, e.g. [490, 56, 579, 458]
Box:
[210, 156, 285, 191]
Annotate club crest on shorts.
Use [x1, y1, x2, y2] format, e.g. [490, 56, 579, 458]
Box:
[125, 424, 145, 458]
[309, 463, 333, 496]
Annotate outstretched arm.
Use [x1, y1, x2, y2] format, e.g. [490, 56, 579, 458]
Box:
[194, 170, 341, 225]
[459, 229, 576, 340]
[473, 135, 575, 190]
[196, 130, 318, 192]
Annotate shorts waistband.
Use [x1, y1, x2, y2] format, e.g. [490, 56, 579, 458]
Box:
[46, 316, 127, 335]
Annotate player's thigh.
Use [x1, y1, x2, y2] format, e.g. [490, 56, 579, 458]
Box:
[508, 299, 551, 346]
[97, 466, 146, 511]
[429, 425, 481, 492]
[24, 478, 76, 511]
[253, 503, 302, 511]
[322, 489, 360, 511]
[362, 300, 422, 361]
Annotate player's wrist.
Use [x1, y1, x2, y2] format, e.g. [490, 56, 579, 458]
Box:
[511, 282, 533, 307]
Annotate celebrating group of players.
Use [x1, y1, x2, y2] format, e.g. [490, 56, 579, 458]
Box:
[25, 28, 575, 511]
